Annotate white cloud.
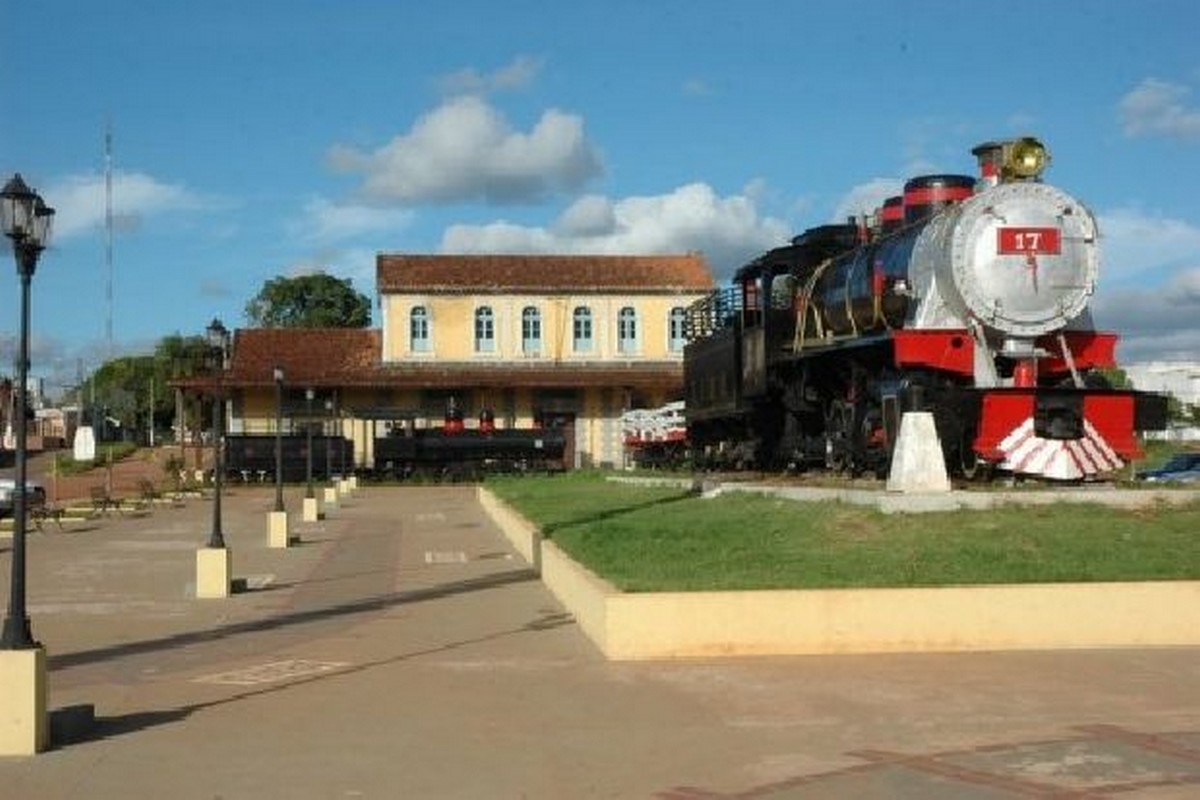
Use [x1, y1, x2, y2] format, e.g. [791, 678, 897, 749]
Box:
[293, 196, 414, 244]
[441, 182, 790, 279]
[1097, 208, 1200, 283]
[1092, 267, 1200, 363]
[45, 171, 213, 240]
[1088, 207, 1200, 363]
[282, 247, 378, 297]
[830, 178, 904, 224]
[438, 55, 544, 96]
[1119, 78, 1200, 140]
[328, 95, 603, 205]
[555, 194, 616, 237]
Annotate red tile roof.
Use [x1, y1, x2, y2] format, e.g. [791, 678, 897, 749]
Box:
[226, 328, 382, 387]
[176, 326, 681, 392]
[377, 253, 713, 293]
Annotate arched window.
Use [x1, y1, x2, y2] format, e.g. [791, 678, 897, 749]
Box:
[617, 306, 638, 354]
[410, 306, 430, 353]
[668, 306, 687, 353]
[572, 306, 593, 352]
[475, 306, 495, 353]
[522, 306, 542, 355]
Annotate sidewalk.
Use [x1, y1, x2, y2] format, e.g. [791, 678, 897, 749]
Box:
[0, 484, 1197, 798]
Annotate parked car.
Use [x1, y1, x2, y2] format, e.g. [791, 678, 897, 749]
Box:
[1138, 452, 1200, 483]
[0, 478, 48, 518]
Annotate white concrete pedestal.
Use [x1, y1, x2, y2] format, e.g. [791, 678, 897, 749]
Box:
[886, 411, 951, 493]
[267, 510, 290, 548]
[337, 478, 351, 498]
[302, 496, 320, 523]
[323, 486, 339, 509]
[195, 547, 232, 598]
[0, 647, 49, 755]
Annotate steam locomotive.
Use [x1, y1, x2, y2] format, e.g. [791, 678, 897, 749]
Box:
[373, 407, 568, 480]
[683, 137, 1167, 481]
[224, 434, 353, 482]
[224, 407, 567, 483]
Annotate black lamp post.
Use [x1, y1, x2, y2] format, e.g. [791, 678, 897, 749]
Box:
[305, 387, 315, 498]
[205, 318, 230, 549]
[1, 174, 54, 650]
[337, 391, 346, 479]
[324, 398, 333, 480]
[273, 365, 285, 512]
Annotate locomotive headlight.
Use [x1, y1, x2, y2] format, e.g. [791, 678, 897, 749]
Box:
[1003, 137, 1050, 180]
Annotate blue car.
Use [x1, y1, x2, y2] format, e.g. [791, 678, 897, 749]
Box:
[1138, 452, 1200, 483]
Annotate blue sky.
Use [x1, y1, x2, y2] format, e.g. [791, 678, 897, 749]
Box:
[2, 0, 1199, 390]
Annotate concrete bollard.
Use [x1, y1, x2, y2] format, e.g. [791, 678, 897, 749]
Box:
[302, 495, 320, 523]
[886, 411, 951, 493]
[267, 510, 290, 548]
[195, 547, 232, 598]
[0, 648, 48, 755]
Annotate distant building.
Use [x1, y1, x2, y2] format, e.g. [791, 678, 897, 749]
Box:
[1, 376, 60, 451]
[174, 253, 714, 470]
[1126, 361, 1200, 441]
[1125, 362, 1200, 408]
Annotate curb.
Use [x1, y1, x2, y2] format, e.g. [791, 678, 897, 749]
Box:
[478, 487, 1200, 660]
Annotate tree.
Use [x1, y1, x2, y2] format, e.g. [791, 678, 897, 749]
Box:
[1096, 366, 1131, 389]
[244, 273, 371, 328]
[76, 334, 214, 443]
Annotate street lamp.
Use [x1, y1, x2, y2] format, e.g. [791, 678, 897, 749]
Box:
[324, 398, 333, 480]
[205, 318, 230, 549]
[305, 387, 315, 499]
[273, 365, 285, 512]
[337, 392, 346, 480]
[1, 174, 54, 650]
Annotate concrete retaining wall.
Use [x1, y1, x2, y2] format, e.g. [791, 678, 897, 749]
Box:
[478, 487, 1200, 660]
[476, 486, 540, 566]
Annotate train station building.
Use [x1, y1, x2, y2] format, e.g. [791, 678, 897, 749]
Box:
[178, 253, 713, 471]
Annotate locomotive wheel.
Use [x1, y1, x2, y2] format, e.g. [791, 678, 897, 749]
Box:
[960, 454, 995, 482]
[960, 450, 981, 480]
[825, 400, 853, 472]
[957, 429, 992, 482]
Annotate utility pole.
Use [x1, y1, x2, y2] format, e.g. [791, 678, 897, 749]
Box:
[104, 122, 114, 359]
[148, 376, 155, 447]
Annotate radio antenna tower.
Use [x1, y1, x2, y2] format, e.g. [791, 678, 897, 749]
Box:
[105, 121, 115, 358]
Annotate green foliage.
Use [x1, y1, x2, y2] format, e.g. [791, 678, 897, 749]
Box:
[53, 441, 139, 474]
[486, 473, 1200, 591]
[244, 273, 371, 328]
[163, 454, 185, 488]
[1097, 366, 1130, 389]
[72, 333, 214, 441]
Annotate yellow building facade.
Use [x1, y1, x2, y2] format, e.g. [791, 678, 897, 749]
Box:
[373, 254, 713, 468]
[192, 254, 713, 473]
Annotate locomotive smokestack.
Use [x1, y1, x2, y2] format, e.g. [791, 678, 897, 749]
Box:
[972, 141, 1004, 187]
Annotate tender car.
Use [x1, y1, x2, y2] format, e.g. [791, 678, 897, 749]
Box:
[0, 478, 47, 518]
[1138, 452, 1200, 483]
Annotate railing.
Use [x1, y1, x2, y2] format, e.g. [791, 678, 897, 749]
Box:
[684, 286, 742, 341]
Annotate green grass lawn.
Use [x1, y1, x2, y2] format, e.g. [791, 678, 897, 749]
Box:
[486, 471, 1200, 592]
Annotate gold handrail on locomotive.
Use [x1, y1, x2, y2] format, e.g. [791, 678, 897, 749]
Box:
[792, 257, 833, 353]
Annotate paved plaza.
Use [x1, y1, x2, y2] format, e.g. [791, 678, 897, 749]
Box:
[0, 484, 1197, 798]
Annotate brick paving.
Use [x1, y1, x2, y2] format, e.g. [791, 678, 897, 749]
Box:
[0, 479, 1196, 798]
